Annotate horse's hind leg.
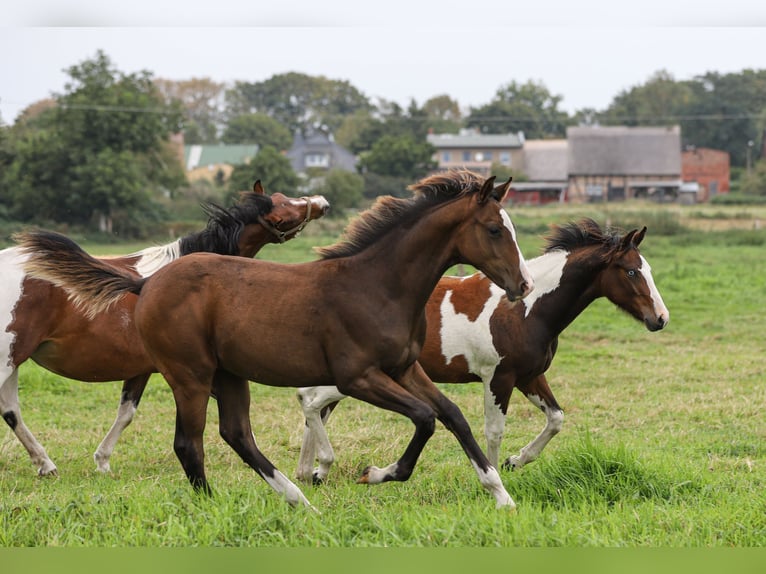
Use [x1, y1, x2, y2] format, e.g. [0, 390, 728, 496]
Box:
[214, 371, 313, 508]
[503, 374, 564, 471]
[296, 387, 344, 483]
[0, 368, 58, 476]
[399, 361, 514, 509]
[94, 373, 151, 473]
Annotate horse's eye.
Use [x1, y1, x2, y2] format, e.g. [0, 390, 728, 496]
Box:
[488, 226, 502, 238]
[627, 269, 636, 278]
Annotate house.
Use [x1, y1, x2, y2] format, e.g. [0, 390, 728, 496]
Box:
[681, 147, 730, 202]
[427, 129, 525, 176]
[183, 143, 259, 182]
[566, 126, 682, 202]
[286, 130, 357, 174]
[509, 139, 569, 205]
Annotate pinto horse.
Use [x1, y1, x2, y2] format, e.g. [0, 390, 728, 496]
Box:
[295, 218, 670, 483]
[19, 170, 534, 509]
[1, 181, 329, 476]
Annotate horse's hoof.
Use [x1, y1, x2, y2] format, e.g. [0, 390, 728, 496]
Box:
[38, 466, 58, 477]
[502, 456, 520, 471]
[312, 472, 324, 486]
[357, 466, 372, 484]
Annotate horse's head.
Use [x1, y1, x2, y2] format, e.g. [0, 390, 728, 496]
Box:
[602, 227, 669, 331]
[249, 180, 330, 244]
[455, 176, 534, 302]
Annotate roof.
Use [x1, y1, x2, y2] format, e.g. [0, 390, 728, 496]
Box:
[184, 144, 259, 171]
[567, 126, 681, 176]
[427, 131, 524, 149]
[522, 139, 568, 181]
[286, 130, 357, 173]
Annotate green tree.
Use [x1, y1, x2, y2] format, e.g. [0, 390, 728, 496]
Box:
[225, 72, 372, 134]
[467, 79, 570, 139]
[311, 169, 364, 215]
[423, 94, 463, 133]
[740, 159, 766, 195]
[601, 70, 694, 127]
[221, 113, 292, 149]
[226, 145, 300, 203]
[1, 50, 185, 236]
[357, 134, 437, 180]
[155, 77, 223, 144]
[681, 69, 766, 166]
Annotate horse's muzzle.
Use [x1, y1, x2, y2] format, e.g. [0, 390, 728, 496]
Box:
[506, 279, 534, 302]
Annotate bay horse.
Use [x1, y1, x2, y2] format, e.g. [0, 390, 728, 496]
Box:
[295, 218, 669, 483]
[1, 181, 329, 476]
[18, 170, 534, 509]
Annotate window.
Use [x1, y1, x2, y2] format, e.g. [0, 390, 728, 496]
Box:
[442, 151, 451, 163]
[499, 152, 511, 166]
[305, 153, 329, 168]
[483, 151, 493, 162]
[462, 151, 471, 162]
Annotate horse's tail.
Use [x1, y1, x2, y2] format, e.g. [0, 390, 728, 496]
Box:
[13, 230, 147, 320]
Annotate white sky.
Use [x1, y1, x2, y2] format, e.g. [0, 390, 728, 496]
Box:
[2, 1, 766, 124]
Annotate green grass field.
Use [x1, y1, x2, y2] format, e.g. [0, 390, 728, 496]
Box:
[1, 203, 764, 546]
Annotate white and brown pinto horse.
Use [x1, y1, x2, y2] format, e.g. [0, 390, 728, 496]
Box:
[1, 182, 329, 476]
[19, 170, 533, 509]
[296, 218, 669, 483]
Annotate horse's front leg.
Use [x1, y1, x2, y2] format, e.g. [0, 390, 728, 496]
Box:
[338, 368, 436, 485]
[503, 374, 564, 470]
[215, 371, 313, 509]
[399, 362, 515, 510]
[296, 386, 345, 484]
[94, 373, 151, 472]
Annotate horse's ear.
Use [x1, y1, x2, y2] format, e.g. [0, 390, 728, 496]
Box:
[253, 180, 265, 195]
[633, 226, 647, 247]
[619, 229, 638, 251]
[492, 177, 512, 203]
[478, 176, 498, 204]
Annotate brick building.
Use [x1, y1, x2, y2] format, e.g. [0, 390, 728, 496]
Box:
[681, 147, 730, 202]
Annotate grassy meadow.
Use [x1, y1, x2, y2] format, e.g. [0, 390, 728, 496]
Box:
[0, 201, 764, 547]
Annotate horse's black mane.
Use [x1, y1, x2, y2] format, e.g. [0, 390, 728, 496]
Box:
[543, 218, 624, 254]
[178, 192, 274, 256]
[317, 169, 487, 260]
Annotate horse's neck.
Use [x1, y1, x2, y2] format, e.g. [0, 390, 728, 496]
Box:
[352, 224, 457, 315]
[524, 249, 604, 336]
[234, 227, 273, 258]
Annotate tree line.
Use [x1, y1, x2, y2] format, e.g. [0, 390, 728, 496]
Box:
[2, 51, 766, 237]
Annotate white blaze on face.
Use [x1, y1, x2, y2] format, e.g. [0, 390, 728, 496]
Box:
[639, 255, 670, 325]
[0, 248, 28, 371]
[440, 283, 504, 375]
[521, 250, 568, 317]
[499, 208, 533, 289]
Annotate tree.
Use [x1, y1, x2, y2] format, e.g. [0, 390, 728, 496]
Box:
[740, 159, 766, 195]
[1, 50, 185, 235]
[357, 134, 437, 180]
[225, 72, 372, 134]
[155, 77, 223, 144]
[467, 79, 570, 139]
[221, 113, 292, 149]
[423, 94, 463, 133]
[681, 69, 766, 166]
[601, 70, 694, 128]
[226, 145, 300, 203]
[311, 169, 364, 215]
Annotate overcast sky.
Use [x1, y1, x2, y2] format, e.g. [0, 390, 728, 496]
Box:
[3, 1, 766, 124]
